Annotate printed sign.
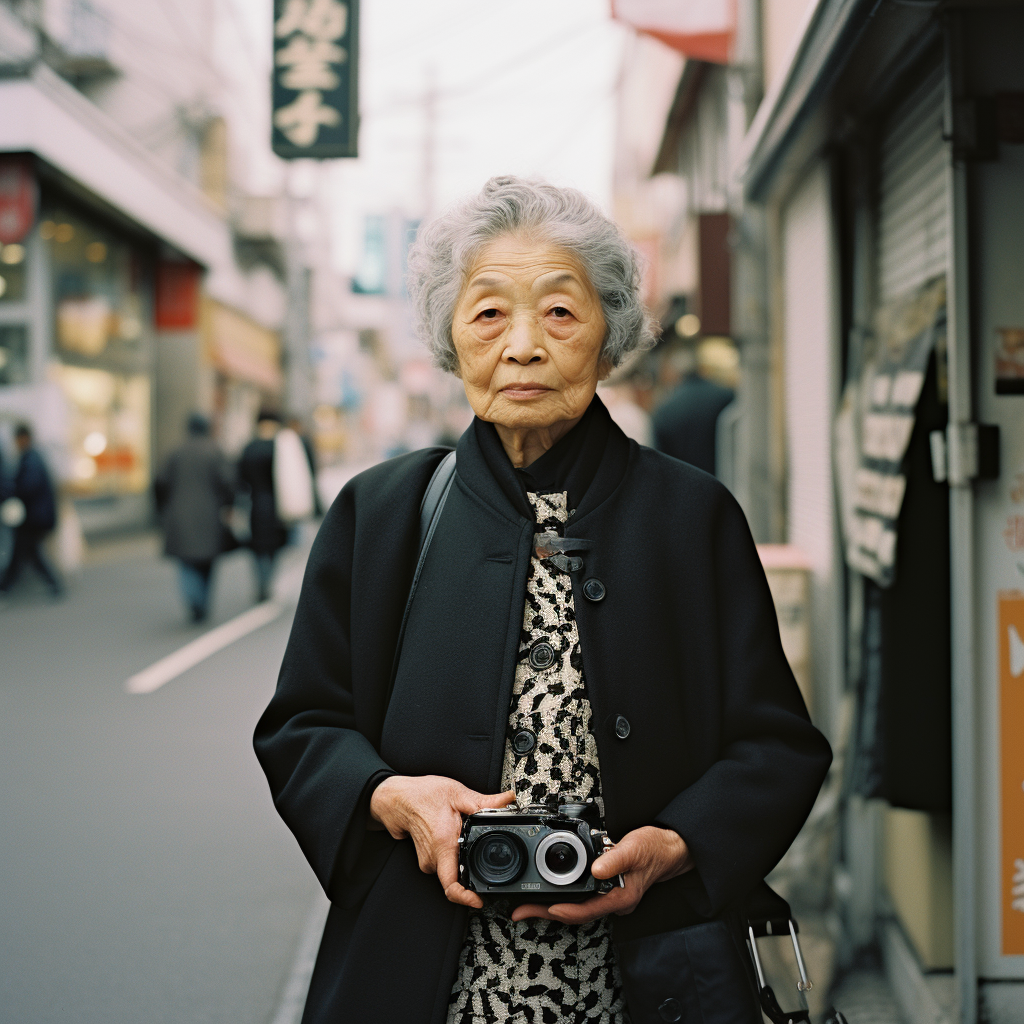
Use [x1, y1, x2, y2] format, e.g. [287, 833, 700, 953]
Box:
[272, 0, 358, 159]
[1000, 590, 1024, 955]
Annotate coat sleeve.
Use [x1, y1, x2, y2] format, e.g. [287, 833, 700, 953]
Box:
[253, 480, 397, 902]
[654, 490, 832, 915]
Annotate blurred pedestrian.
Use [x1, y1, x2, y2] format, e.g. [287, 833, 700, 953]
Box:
[0, 424, 62, 598]
[155, 413, 234, 623]
[239, 410, 289, 603]
[287, 416, 322, 519]
[651, 343, 735, 476]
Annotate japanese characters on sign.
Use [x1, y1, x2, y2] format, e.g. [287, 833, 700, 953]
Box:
[272, 0, 358, 159]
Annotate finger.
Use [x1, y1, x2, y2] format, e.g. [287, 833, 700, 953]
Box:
[454, 787, 516, 814]
[510, 902, 560, 923]
[443, 879, 484, 909]
[546, 889, 638, 924]
[591, 839, 638, 879]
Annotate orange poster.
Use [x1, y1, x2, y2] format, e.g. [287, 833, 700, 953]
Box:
[1000, 591, 1024, 955]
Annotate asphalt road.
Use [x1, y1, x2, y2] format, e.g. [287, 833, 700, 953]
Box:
[0, 535, 320, 1024]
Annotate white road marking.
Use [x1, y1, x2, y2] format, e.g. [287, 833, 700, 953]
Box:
[125, 600, 285, 694]
[125, 548, 309, 695]
[270, 889, 331, 1024]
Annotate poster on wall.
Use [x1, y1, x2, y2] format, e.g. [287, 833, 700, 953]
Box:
[1000, 590, 1024, 955]
[272, 0, 359, 159]
[995, 328, 1024, 395]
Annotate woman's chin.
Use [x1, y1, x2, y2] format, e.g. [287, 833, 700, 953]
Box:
[488, 394, 571, 430]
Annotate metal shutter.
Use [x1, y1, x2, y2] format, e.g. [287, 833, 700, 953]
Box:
[877, 66, 948, 303]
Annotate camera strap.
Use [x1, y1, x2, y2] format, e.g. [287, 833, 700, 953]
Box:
[383, 450, 457, 714]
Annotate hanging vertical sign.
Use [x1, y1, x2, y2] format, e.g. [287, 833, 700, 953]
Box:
[1001, 590, 1024, 955]
[272, 0, 358, 159]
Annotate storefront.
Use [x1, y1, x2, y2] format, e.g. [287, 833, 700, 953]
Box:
[740, 3, 1024, 1021]
[0, 68, 237, 538]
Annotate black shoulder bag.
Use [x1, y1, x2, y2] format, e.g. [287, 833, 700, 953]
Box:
[384, 450, 456, 711]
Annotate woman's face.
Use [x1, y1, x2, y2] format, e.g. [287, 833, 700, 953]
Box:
[451, 234, 608, 432]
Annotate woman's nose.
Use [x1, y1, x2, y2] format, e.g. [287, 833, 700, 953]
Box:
[502, 314, 545, 364]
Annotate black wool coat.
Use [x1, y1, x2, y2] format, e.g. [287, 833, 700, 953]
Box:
[254, 403, 832, 1024]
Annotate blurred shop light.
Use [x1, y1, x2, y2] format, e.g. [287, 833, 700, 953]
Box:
[73, 456, 97, 480]
[85, 241, 107, 263]
[55, 223, 74, 243]
[0, 277, 6, 299]
[1, 244, 25, 264]
[676, 313, 701, 338]
[40, 220, 56, 240]
[83, 431, 107, 457]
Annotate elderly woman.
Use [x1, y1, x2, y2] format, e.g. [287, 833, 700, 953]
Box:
[254, 177, 831, 1024]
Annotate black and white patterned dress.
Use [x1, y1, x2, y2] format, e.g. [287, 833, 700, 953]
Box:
[446, 491, 629, 1024]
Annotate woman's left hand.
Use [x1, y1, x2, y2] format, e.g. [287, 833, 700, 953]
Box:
[510, 825, 692, 925]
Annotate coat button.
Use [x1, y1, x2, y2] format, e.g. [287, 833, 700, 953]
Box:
[512, 729, 536, 755]
[529, 639, 556, 671]
[658, 997, 681, 1021]
[614, 715, 630, 740]
[582, 577, 606, 602]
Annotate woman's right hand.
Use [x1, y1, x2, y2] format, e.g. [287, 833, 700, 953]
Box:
[369, 775, 515, 908]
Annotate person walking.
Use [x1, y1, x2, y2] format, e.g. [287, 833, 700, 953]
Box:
[0, 424, 62, 597]
[239, 410, 289, 603]
[651, 345, 735, 477]
[155, 414, 234, 622]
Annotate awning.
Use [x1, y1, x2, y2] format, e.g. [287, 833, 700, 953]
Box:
[612, 0, 734, 65]
[0, 65, 233, 272]
[203, 297, 283, 395]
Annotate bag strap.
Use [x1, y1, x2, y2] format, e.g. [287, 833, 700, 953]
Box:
[383, 450, 457, 713]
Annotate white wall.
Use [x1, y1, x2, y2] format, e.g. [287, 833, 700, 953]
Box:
[780, 159, 842, 733]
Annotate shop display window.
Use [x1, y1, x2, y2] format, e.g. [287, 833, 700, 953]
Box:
[0, 324, 29, 385]
[50, 363, 151, 496]
[40, 208, 148, 365]
[0, 242, 27, 303]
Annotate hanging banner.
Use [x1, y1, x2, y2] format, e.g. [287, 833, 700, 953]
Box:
[1000, 590, 1024, 955]
[611, 0, 735, 65]
[272, 0, 359, 159]
[0, 156, 37, 245]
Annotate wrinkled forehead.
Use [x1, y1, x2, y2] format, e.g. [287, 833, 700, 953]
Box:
[461, 233, 595, 297]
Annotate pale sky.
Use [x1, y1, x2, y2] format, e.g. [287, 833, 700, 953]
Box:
[328, 0, 627, 275]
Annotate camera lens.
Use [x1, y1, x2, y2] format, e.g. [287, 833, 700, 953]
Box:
[535, 831, 588, 886]
[544, 842, 579, 874]
[471, 831, 525, 885]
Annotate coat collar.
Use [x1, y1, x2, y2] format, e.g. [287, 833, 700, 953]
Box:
[455, 394, 632, 527]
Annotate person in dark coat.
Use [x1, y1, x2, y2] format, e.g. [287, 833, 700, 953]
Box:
[156, 414, 234, 622]
[0, 423, 62, 597]
[254, 177, 831, 1024]
[238, 410, 288, 602]
[651, 350, 735, 477]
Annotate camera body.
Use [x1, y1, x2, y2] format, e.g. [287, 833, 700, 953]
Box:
[458, 798, 621, 903]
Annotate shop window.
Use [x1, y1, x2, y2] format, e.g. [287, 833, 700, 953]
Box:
[49, 363, 151, 496]
[40, 209, 147, 362]
[0, 242, 27, 303]
[0, 324, 29, 385]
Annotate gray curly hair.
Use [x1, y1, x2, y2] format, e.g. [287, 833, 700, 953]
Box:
[407, 176, 657, 374]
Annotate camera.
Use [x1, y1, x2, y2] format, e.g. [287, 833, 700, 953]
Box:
[457, 797, 623, 903]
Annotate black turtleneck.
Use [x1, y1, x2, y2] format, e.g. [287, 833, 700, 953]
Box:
[471, 395, 611, 519]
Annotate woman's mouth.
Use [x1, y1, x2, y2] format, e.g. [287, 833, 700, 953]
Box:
[500, 383, 552, 400]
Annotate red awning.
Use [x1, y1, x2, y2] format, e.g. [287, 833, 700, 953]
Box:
[612, 0, 735, 65]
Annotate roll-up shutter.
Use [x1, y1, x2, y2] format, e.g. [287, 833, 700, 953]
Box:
[877, 65, 948, 303]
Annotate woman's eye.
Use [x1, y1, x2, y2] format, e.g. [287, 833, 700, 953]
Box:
[550, 306, 570, 318]
[480, 308, 500, 320]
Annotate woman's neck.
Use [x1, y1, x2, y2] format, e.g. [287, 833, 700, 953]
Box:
[493, 417, 582, 469]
